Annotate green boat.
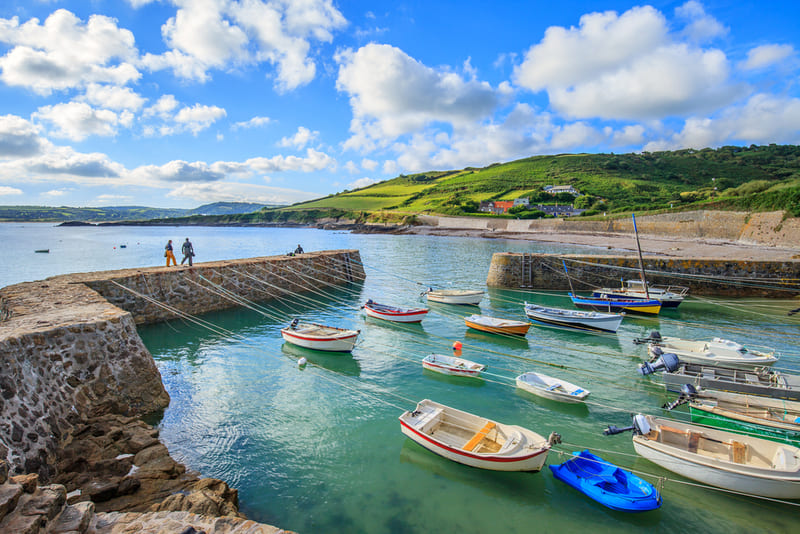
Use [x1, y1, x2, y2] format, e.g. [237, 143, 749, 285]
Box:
[688, 399, 800, 447]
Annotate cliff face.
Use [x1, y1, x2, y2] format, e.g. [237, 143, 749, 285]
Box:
[0, 250, 363, 531]
[0, 278, 169, 479]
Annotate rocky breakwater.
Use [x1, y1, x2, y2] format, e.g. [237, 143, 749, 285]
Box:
[0, 251, 364, 532]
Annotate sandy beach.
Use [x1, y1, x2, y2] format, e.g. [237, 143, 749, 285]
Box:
[405, 226, 800, 261]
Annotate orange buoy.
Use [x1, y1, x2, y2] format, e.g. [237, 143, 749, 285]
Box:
[452, 341, 462, 351]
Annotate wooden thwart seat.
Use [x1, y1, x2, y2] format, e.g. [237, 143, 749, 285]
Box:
[463, 421, 496, 451]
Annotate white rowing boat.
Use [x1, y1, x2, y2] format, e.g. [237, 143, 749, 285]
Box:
[280, 319, 360, 352]
[605, 414, 800, 499]
[399, 399, 559, 471]
[363, 300, 429, 323]
[516, 372, 590, 403]
[524, 302, 624, 333]
[424, 288, 483, 305]
[422, 353, 486, 378]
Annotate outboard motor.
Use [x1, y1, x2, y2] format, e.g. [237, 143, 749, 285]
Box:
[603, 414, 651, 436]
[638, 352, 680, 376]
[633, 330, 663, 345]
[662, 384, 697, 410]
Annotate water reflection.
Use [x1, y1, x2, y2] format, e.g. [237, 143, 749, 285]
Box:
[280, 342, 361, 377]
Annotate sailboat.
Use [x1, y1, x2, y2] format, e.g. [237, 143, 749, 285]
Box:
[566, 216, 662, 315]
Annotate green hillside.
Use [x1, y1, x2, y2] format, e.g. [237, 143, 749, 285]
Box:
[288, 144, 800, 218]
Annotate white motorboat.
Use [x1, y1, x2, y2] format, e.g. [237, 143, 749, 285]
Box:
[647, 333, 778, 369]
[280, 319, 360, 352]
[516, 372, 590, 403]
[422, 353, 486, 378]
[605, 414, 800, 499]
[363, 300, 429, 323]
[399, 399, 559, 471]
[524, 302, 624, 333]
[424, 288, 483, 305]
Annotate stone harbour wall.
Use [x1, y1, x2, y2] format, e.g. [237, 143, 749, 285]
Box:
[486, 253, 800, 297]
[0, 249, 361, 533]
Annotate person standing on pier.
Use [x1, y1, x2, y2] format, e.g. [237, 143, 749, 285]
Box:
[165, 240, 177, 266]
[181, 237, 195, 266]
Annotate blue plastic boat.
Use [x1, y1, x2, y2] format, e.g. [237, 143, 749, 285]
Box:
[549, 450, 661, 512]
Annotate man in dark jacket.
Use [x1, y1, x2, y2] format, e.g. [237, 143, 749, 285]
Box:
[181, 238, 195, 266]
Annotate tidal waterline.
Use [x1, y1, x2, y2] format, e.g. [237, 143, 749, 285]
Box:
[132, 231, 800, 533]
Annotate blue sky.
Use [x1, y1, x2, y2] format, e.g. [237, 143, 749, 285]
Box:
[0, 1, 798, 208]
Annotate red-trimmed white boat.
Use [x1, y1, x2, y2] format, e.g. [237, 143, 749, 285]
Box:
[363, 300, 429, 323]
[422, 353, 486, 378]
[280, 319, 360, 352]
[399, 399, 560, 471]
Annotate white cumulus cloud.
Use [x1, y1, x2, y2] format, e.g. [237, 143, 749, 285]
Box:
[741, 44, 795, 70]
[278, 126, 318, 148]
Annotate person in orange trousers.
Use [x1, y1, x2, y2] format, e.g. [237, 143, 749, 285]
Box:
[165, 239, 177, 266]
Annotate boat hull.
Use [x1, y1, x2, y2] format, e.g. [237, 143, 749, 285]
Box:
[422, 354, 486, 378]
[549, 450, 661, 512]
[364, 304, 428, 323]
[633, 437, 800, 499]
[280, 328, 359, 352]
[465, 318, 530, 336]
[516, 372, 590, 403]
[689, 405, 800, 447]
[425, 290, 483, 305]
[524, 303, 623, 333]
[661, 364, 800, 401]
[399, 400, 551, 472]
[570, 294, 661, 315]
[649, 343, 778, 369]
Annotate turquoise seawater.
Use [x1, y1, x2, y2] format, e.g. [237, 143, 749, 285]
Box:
[3, 223, 800, 533]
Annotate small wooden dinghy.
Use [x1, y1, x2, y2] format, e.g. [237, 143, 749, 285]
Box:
[605, 414, 800, 499]
[524, 302, 624, 333]
[422, 353, 486, 378]
[363, 299, 428, 323]
[424, 288, 483, 305]
[280, 319, 360, 352]
[399, 399, 559, 471]
[464, 314, 531, 336]
[549, 450, 661, 512]
[516, 372, 590, 403]
[645, 332, 778, 369]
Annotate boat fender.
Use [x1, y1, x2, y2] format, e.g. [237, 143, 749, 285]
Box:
[297, 357, 307, 368]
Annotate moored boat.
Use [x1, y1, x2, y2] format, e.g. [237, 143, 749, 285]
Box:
[592, 280, 688, 308]
[605, 414, 800, 499]
[645, 332, 778, 369]
[424, 288, 484, 305]
[570, 293, 662, 315]
[524, 301, 624, 333]
[399, 399, 560, 471]
[549, 449, 662, 512]
[658, 362, 800, 401]
[363, 299, 428, 323]
[422, 353, 486, 378]
[464, 314, 531, 336]
[280, 319, 360, 352]
[664, 386, 800, 447]
[516, 371, 590, 403]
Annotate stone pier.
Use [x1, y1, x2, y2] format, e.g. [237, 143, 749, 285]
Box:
[0, 250, 363, 532]
[486, 253, 800, 297]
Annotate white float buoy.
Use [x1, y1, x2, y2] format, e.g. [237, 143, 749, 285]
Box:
[298, 357, 307, 367]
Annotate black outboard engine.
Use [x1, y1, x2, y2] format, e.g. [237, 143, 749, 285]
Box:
[662, 384, 698, 410]
[638, 352, 680, 376]
[633, 330, 662, 345]
[604, 414, 652, 436]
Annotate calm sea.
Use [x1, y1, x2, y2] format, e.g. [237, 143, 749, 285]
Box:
[3, 223, 799, 533]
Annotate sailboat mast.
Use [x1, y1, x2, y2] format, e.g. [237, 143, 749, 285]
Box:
[632, 213, 650, 299]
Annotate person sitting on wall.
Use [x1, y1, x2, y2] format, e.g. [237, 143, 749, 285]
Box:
[295, 244, 304, 254]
